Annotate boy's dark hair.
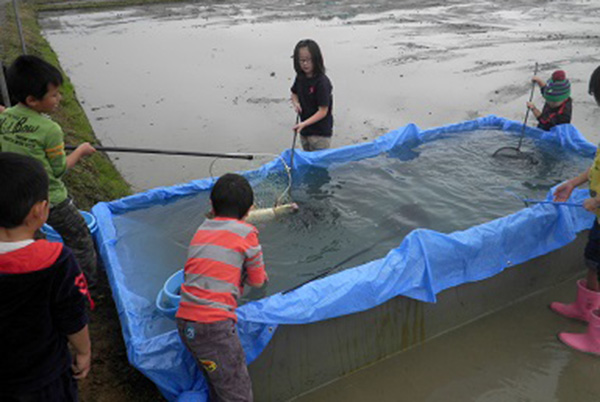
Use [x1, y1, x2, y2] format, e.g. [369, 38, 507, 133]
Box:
[0, 152, 49, 229]
[293, 39, 326, 77]
[6, 55, 63, 104]
[590, 66, 600, 105]
[210, 173, 254, 219]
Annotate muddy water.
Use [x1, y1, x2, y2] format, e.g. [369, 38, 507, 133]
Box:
[39, 0, 600, 190]
[294, 277, 600, 402]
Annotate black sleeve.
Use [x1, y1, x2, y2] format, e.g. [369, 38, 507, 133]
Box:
[291, 76, 298, 94]
[51, 248, 89, 336]
[315, 75, 332, 107]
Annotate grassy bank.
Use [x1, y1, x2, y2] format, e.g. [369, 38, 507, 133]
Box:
[36, 0, 186, 12]
[1, 0, 131, 209]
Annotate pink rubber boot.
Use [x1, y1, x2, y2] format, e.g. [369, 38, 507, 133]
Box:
[550, 280, 600, 322]
[558, 309, 600, 356]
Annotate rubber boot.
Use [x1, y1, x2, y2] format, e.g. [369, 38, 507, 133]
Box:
[550, 280, 600, 323]
[558, 309, 600, 356]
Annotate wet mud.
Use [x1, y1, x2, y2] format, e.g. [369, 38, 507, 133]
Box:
[40, 0, 600, 190]
[295, 278, 600, 402]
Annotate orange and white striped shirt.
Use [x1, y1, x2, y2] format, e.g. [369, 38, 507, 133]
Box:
[176, 217, 267, 323]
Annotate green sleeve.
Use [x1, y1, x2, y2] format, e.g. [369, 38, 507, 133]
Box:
[44, 123, 67, 178]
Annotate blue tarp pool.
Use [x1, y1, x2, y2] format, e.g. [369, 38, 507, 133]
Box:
[92, 115, 596, 401]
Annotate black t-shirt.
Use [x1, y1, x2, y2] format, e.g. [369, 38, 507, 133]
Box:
[0, 241, 89, 394]
[291, 74, 333, 137]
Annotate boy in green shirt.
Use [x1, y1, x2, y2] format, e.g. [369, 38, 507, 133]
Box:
[0, 55, 98, 286]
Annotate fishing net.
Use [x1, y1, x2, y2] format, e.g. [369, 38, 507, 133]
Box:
[492, 62, 539, 164]
[492, 145, 537, 163]
[208, 153, 294, 208]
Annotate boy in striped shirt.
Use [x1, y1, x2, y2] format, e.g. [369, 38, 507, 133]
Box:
[176, 173, 268, 402]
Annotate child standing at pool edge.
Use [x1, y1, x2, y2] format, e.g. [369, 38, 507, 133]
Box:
[0, 152, 91, 401]
[526, 70, 572, 131]
[176, 173, 268, 401]
[291, 39, 334, 151]
[551, 66, 600, 355]
[0, 55, 98, 287]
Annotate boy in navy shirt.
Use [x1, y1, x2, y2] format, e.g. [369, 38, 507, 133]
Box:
[0, 152, 91, 401]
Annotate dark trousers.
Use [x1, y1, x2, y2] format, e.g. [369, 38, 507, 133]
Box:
[177, 318, 253, 402]
[47, 199, 97, 287]
[0, 369, 78, 402]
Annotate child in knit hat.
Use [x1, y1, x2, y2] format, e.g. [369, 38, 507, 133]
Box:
[526, 70, 572, 131]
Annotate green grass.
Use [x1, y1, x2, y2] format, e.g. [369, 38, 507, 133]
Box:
[1, 1, 131, 209]
[36, 0, 187, 12]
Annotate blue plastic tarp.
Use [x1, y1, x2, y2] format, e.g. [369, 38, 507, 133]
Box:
[92, 115, 597, 401]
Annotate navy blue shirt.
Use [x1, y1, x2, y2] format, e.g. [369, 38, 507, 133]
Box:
[291, 74, 333, 137]
[0, 241, 89, 394]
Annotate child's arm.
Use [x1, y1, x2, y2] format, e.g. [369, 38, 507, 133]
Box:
[52, 248, 91, 379]
[66, 142, 96, 169]
[554, 168, 590, 202]
[291, 92, 302, 114]
[532, 76, 545, 88]
[243, 231, 268, 288]
[67, 324, 92, 379]
[526, 102, 542, 119]
[293, 106, 329, 134]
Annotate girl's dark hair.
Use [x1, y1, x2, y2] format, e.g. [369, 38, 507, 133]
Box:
[6, 55, 63, 104]
[293, 39, 326, 77]
[0, 152, 49, 229]
[590, 66, 600, 105]
[210, 173, 254, 219]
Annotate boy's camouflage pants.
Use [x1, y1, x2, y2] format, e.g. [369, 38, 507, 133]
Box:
[47, 198, 98, 287]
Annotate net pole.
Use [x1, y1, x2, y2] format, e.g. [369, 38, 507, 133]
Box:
[12, 0, 27, 55]
[290, 114, 300, 167]
[64, 144, 254, 160]
[516, 62, 539, 151]
[0, 61, 10, 108]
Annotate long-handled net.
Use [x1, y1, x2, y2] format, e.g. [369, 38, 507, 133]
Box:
[208, 152, 294, 208]
[493, 62, 539, 163]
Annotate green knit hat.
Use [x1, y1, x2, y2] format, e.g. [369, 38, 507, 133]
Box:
[542, 70, 571, 103]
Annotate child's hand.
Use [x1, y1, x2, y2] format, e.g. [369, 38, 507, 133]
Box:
[0, 105, 5, 113]
[584, 198, 600, 212]
[292, 102, 302, 114]
[293, 121, 304, 134]
[526, 102, 536, 110]
[77, 142, 96, 157]
[553, 181, 575, 202]
[72, 350, 91, 380]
